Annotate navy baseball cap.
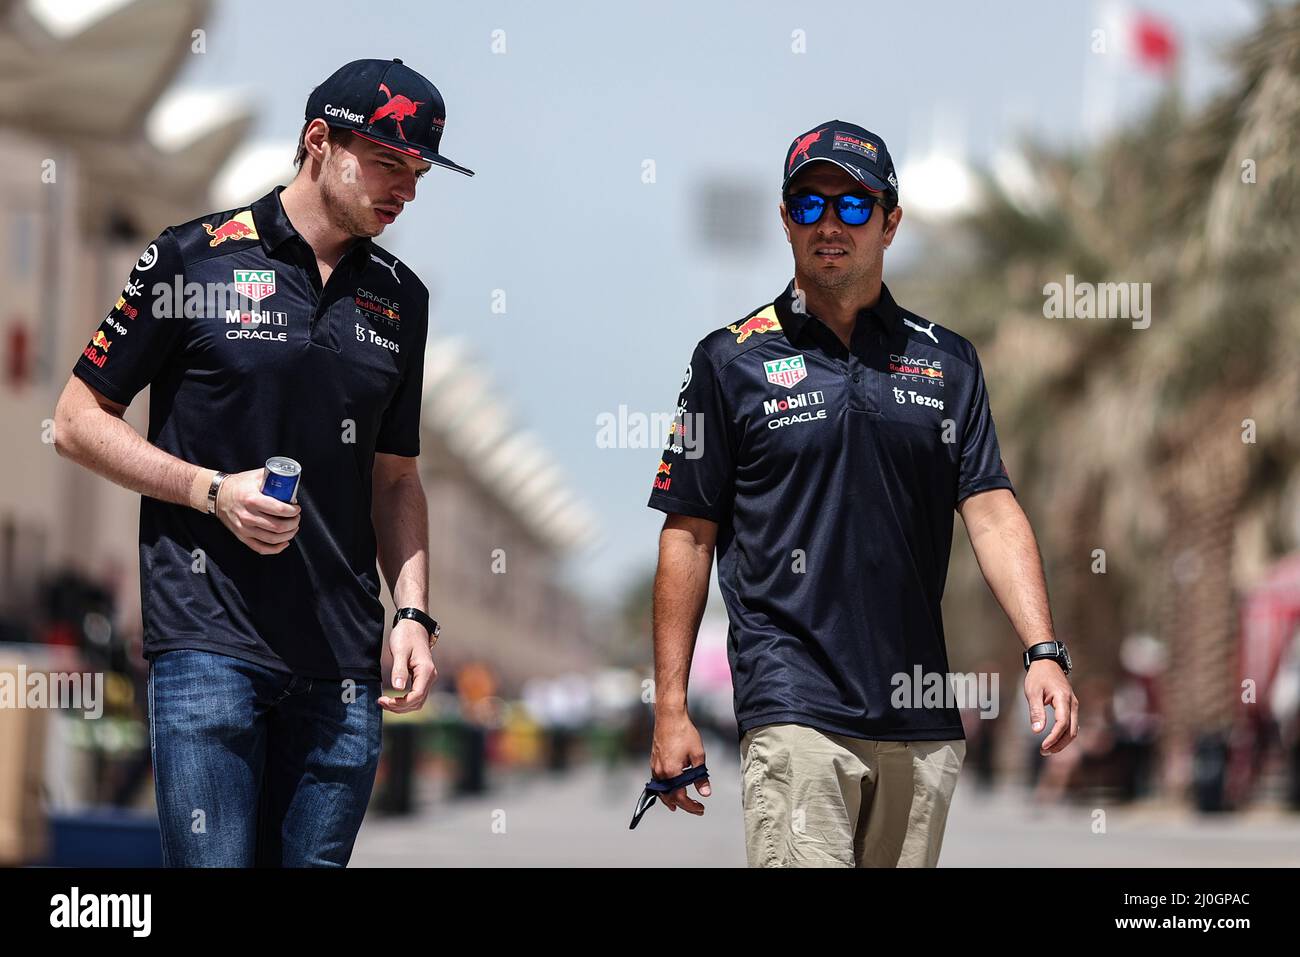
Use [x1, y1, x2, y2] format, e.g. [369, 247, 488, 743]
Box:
[782, 121, 897, 203]
[305, 58, 473, 177]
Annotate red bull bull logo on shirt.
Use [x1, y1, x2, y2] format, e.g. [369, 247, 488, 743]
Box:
[653, 460, 672, 492]
[203, 210, 259, 248]
[82, 330, 111, 368]
[728, 306, 782, 344]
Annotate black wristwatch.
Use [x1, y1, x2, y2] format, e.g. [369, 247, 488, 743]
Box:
[1023, 641, 1071, 675]
[393, 607, 440, 644]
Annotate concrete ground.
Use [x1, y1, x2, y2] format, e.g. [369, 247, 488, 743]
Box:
[351, 753, 1300, 867]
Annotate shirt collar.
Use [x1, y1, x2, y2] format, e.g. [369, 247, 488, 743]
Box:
[773, 277, 902, 342]
[250, 185, 298, 253]
[250, 184, 374, 261]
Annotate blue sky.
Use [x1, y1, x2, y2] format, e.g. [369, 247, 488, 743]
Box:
[179, 0, 1258, 604]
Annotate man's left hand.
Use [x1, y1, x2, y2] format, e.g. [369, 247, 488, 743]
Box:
[1025, 660, 1078, 755]
[380, 618, 438, 713]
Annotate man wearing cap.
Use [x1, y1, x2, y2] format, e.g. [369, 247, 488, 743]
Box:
[645, 121, 1077, 867]
[53, 58, 472, 866]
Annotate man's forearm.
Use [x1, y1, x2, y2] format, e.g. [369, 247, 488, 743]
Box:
[56, 403, 213, 512]
[652, 530, 713, 715]
[965, 499, 1056, 651]
[372, 473, 429, 611]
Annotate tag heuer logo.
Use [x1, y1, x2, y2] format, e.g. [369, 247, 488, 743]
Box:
[233, 269, 276, 303]
[764, 354, 807, 387]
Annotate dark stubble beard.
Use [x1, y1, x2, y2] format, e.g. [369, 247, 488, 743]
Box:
[320, 163, 381, 239]
[797, 249, 877, 296]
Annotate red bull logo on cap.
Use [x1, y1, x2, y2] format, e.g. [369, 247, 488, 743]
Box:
[368, 82, 423, 141]
[832, 132, 878, 162]
[788, 129, 826, 172]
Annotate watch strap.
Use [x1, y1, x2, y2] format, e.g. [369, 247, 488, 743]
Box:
[393, 607, 440, 643]
[1023, 640, 1070, 674]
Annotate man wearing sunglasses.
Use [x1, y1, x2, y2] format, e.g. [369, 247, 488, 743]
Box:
[646, 121, 1076, 866]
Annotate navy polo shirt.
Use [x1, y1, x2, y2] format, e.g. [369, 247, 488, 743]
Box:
[648, 280, 1014, 741]
[73, 185, 428, 681]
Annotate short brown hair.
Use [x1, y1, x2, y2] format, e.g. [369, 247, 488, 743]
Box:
[294, 120, 353, 170]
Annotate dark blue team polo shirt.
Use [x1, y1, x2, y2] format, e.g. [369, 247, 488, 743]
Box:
[647, 280, 1014, 741]
[73, 186, 427, 681]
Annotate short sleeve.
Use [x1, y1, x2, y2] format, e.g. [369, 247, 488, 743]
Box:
[646, 344, 736, 522]
[374, 292, 428, 456]
[73, 230, 187, 406]
[956, 349, 1015, 505]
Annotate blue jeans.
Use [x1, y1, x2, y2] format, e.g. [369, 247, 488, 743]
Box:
[147, 649, 382, 867]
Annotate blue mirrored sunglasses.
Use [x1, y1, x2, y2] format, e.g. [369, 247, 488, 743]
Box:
[784, 190, 887, 226]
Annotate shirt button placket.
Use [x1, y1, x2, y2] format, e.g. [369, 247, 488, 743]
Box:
[862, 341, 881, 413]
[846, 357, 864, 412]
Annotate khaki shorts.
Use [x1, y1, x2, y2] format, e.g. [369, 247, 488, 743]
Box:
[739, 723, 965, 868]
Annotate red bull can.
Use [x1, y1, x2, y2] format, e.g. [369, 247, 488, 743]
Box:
[261, 456, 301, 504]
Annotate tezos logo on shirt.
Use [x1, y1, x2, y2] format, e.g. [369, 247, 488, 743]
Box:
[893, 387, 944, 411]
[355, 323, 400, 353]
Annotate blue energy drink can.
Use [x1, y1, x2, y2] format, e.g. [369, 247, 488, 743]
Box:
[261, 456, 301, 504]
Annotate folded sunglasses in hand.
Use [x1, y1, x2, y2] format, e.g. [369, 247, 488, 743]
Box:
[628, 763, 710, 830]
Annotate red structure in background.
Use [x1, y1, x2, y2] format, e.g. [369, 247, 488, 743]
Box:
[1229, 554, 1300, 807]
[6, 321, 29, 391]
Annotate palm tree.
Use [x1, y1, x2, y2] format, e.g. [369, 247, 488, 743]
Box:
[912, 2, 1300, 802]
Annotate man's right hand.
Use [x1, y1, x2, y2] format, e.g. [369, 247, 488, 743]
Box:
[214, 468, 302, 555]
[650, 710, 711, 816]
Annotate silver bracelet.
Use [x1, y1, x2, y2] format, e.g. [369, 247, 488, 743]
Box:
[206, 471, 229, 514]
